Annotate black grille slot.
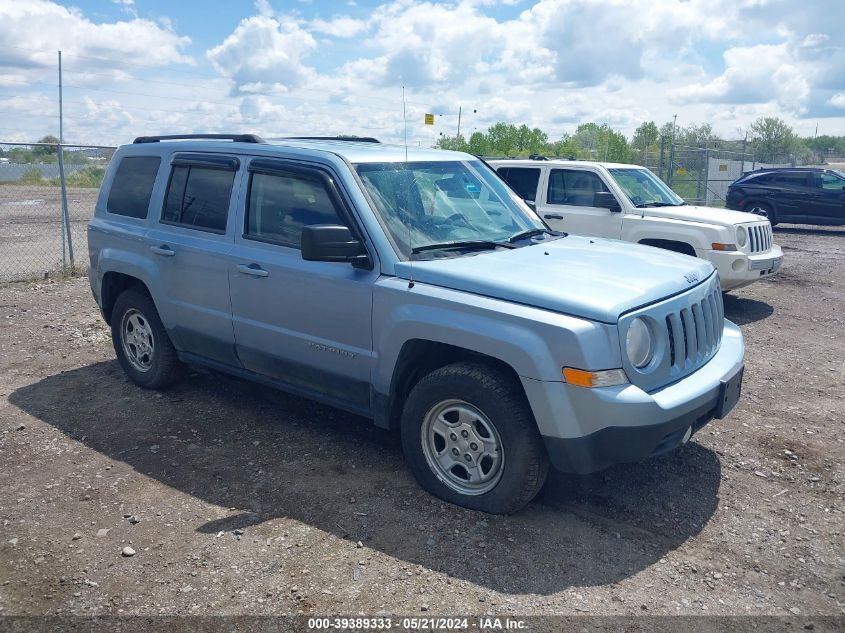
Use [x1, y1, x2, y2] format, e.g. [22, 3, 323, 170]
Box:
[666, 315, 675, 367]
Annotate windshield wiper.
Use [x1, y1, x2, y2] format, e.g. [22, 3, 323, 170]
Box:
[507, 228, 563, 242]
[411, 240, 516, 254]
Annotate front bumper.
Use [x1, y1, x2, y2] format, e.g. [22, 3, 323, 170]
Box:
[706, 245, 784, 290]
[521, 320, 745, 474]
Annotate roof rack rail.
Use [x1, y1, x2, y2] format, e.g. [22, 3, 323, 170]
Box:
[283, 136, 381, 144]
[133, 134, 265, 144]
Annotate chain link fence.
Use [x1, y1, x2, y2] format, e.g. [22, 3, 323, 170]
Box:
[0, 142, 115, 282]
[630, 139, 799, 207]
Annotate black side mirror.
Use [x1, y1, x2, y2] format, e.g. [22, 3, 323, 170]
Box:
[524, 199, 537, 211]
[594, 191, 621, 212]
[301, 225, 370, 268]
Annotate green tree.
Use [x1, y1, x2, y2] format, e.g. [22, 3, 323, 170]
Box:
[749, 117, 798, 162]
[486, 122, 520, 155]
[467, 131, 489, 156]
[632, 121, 659, 151]
[32, 134, 60, 159]
[573, 123, 631, 162]
[677, 123, 715, 146]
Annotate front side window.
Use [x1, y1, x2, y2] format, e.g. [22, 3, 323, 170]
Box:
[246, 170, 346, 248]
[819, 171, 845, 190]
[497, 167, 541, 201]
[608, 167, 685, 208]
[355, 160, 544, 259]
[161, 166, 235, 233]
[106, 156, 160, 218]
[547, 169, 610, 206]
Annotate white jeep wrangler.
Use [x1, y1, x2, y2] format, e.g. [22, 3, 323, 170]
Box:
[491, 159, 783, 291]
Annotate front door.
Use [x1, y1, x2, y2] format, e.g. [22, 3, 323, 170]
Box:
[812, 171, 845, 224]
[228, 158, 377, 414]
[539, 168, 623, 238]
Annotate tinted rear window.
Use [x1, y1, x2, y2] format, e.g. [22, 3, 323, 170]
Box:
[161, 166, 235, 233]
[106, 156, 161, 218]
[497, 167, 541, 201]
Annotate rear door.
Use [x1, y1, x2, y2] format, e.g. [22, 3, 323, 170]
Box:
[770, 171, 813, 220]
[228, 158, 377, 414]
[539, 168, 623, 238]
[145, 153, 241, 366]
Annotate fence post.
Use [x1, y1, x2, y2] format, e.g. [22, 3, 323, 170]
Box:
[701, 148, 710, 206]
[668, 140, 675, 186]
[658, 135, 665, 181]
[57, 144, 74, 271]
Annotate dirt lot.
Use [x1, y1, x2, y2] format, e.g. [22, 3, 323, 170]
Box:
[0, 185, 95, 282]
[0, 225, 843, 622]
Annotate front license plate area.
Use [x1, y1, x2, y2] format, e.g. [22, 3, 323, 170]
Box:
[716, 366, 744, 419]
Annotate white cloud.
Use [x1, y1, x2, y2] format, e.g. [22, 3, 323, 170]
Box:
[364, 1, 507, 86]
[206, 15, 317, 93]
[0, 0, 191, 85]
[829, 93, 845, 109]
[309, 16, 368, 38]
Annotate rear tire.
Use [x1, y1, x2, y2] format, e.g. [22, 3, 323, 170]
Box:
[746, 202, 778, 226]
[400, 362, 549, 514]
[111, 288, 185, 389]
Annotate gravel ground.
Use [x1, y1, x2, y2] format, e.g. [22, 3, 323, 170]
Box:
[0, 225, 843, 621]
[0, 185, 95, 282]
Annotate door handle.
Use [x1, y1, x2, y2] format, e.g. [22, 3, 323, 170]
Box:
[237, 263, 269, 277]
[544, 214, 564, 220]
[150, 245, 175, 257]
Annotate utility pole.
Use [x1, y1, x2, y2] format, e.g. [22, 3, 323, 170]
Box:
[57, 50, 74, 271]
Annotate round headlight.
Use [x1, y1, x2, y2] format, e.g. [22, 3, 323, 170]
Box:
[736, 226, 747, 248]
[626, 317, 654, 369]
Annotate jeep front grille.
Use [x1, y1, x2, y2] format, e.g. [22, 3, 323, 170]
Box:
[664, 286, 723, 370]
[748, 223, 772, 253]
[619, 274, 724, 393]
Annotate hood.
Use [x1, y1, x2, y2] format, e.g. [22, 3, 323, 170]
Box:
[641, 204, 764, 226]
[394, 235, 714, 323]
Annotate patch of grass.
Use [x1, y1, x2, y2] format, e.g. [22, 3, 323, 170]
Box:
[48, 166, 105, 188]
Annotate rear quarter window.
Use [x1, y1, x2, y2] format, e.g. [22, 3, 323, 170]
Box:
[106, 156, 161, 218]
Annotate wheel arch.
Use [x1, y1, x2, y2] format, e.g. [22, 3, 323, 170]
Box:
[101, 272, 152, 325]
[375, 339, 527, 430]
[637, 238, 697, 257]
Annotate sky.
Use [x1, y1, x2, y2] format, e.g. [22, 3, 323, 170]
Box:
[0, 0, 844, 147]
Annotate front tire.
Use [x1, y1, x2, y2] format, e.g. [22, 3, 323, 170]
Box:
[111, 288, 185, 389]
[746, 202, 778, 226]
[400, 362, 549, 514]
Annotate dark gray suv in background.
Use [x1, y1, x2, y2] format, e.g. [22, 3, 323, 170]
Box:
[726, 167, 845, 226]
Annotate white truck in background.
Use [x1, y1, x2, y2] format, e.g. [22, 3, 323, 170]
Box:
[491, 159, 783, 291]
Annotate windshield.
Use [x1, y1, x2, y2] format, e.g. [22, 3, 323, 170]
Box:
[609, 167, 685, 207]
[355, 160, 546, 258]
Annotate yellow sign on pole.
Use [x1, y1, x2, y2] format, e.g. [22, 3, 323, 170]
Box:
[424, 113, 434, 125]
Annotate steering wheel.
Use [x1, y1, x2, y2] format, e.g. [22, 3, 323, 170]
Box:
[631, 195, 643, 205]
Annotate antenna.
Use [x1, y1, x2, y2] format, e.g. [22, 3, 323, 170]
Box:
[402, 85, 414, 288]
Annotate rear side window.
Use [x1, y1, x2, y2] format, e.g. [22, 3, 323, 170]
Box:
[772, 173, 808, 187]
[106, 156, 160, 218]
[161, 165, 236, 233]
[497, 167, 541, 201]
[547, 169, 609, 206]
[246, 170, 346, 248]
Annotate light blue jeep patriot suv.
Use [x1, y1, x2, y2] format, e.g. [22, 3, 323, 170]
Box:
[88, 134, 745, 513]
